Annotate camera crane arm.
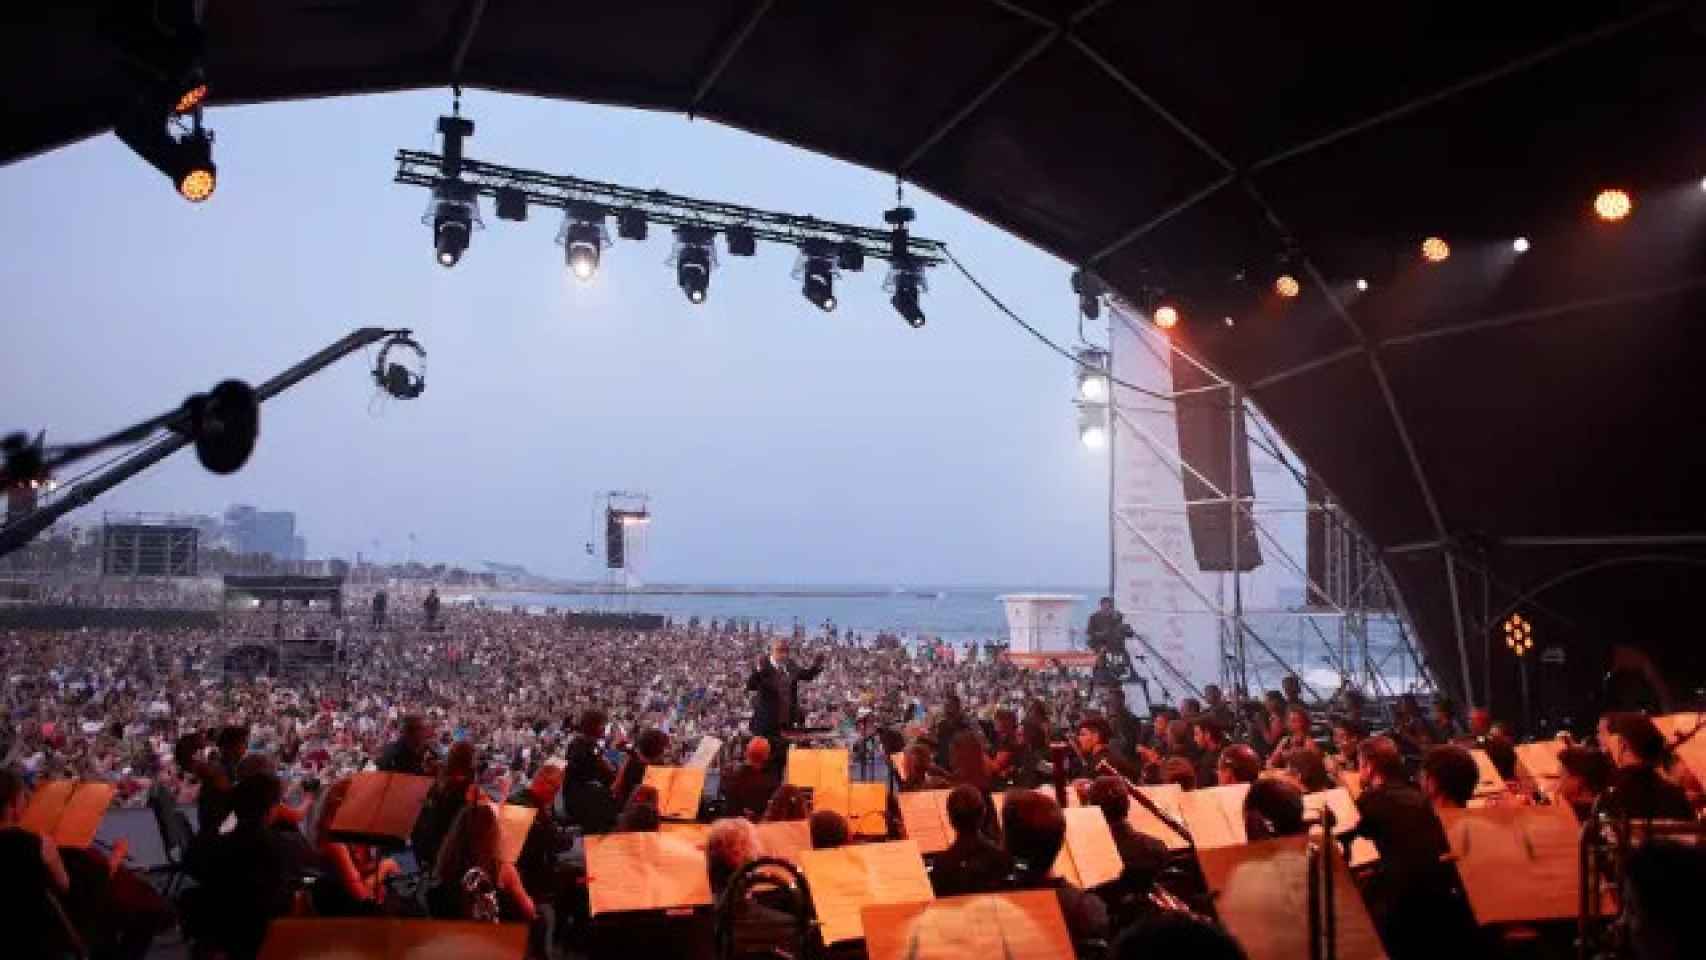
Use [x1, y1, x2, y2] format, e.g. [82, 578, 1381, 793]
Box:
[0, 326, 409, 558]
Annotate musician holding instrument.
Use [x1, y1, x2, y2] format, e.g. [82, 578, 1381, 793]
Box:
[1073, 714, 1143, 784]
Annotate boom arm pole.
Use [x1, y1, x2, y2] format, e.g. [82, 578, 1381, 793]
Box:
[0, 326, 402, 557]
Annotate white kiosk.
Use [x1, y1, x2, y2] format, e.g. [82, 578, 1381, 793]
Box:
[1000, 594, 1079, 655]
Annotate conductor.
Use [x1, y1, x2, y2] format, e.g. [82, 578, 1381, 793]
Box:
[746, 638, 825, 741]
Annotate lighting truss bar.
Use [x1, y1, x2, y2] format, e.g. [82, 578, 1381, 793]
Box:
[394, 150, 944, 267]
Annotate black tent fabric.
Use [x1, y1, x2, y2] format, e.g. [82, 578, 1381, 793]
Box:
[6, 1, 1705, 713]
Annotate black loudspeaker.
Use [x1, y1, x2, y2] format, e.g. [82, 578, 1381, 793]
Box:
[605, 509, 625, 570]
[1172, 361, 1261, 572]
[1306, 472, 1327, 592]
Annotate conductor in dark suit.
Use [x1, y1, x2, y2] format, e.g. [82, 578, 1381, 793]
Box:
[746, 638, 825, 742]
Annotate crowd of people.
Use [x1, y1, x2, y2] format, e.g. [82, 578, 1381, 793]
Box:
[2, 605, 1705, 959]
[0, 608, 1090, 810]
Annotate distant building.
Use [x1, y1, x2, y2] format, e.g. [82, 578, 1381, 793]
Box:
[484, 561, 531, 588]
[223, 503, 305, 560]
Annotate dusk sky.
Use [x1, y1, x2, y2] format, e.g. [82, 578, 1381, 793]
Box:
[1, 90, 1111, 586]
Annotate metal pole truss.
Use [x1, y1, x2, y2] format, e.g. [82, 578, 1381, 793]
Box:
[394, 150, 944, 267]
[1111, 323, 1438, 702]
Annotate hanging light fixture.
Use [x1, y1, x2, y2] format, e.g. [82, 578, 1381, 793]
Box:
[425, 178, 481, 268]
[884, 253, 927, 328]
[1594, 188, 1632, 222]
[1076, 348, 1110, 402]
[795, 239, 838, 312]
[558, 203, 608, 282]
[673, 226, 716, 303]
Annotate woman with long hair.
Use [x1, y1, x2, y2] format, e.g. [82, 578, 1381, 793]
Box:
[431, 803, 535, 923]
[311, 777, 400, 915]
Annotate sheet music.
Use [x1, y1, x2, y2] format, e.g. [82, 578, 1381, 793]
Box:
[1127, 783, 1189, 851]
[259, 917, 527, 960]
[800, 839, 934, 944]
[642, 765, 707, 820]
[659, 822, 712, 850]
[1178, 783, 1249, 850]
[1056, 807, 1122, 889]
[19, 780, 115, 847]
[787, 748, 852, 816]
[1304, 787, 1378, 867]
[848, 782, 890, 836]
[1440, 805, 1581, 925]
[863, 891, 1073, 960]
[332, 772, 433, 844]
[495, 804, 537, 864]
[755, 820, 812, 865]
[686, 736, 724, 769]
[898, 789, 953, 854]
[1468, 749, 1504, 796]
[1198, 835, 1387, 960]
[1514, 741, 1564, 782]
[585, 831, 713, 916]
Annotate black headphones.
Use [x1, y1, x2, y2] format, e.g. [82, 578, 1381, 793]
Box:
[373, 334, 427, 399]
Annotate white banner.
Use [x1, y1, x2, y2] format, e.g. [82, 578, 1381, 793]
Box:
[1110, 305, 1223, 697]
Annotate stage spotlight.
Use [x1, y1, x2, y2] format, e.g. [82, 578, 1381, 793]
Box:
[1699, 176, 1706, 193]
[1076, 348, 1110, 403]
[1153, 304, 1179, 329]
[1275, 274, 1300, 298]
[801, 254, 837, 311]
[1594, 188, 1632, 222]
[1421, 236, 1450, 263]
[674, 226, 715, 303]
[885, 255, 927, 328]
[724, 225, 757, 257]
[173, 129, 216, 202]
[1355, 278, 1369, 292]
[836, 240, 865, 272]
[115, 108, 218, 204]
[1078, 407, 1108, 450]
[1512, 236, 1530, 253]
[426, 178, 480, 268]
[559, 205, 607, 282]
[565, 223, 601, 281]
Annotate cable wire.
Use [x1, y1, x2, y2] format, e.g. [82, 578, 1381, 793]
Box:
[939, 245, 1175, 403]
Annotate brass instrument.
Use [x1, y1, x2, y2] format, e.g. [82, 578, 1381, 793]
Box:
[1094, 758, 1204, 920]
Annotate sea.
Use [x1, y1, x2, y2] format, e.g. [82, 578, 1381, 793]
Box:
[478, 584, 1098, 646]
[473, 584, 1423, 694]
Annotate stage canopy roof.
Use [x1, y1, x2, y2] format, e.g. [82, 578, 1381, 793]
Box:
[7, 1, 1705, 712]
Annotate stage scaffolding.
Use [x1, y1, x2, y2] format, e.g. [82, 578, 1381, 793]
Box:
[1097, 301, 1435, 708]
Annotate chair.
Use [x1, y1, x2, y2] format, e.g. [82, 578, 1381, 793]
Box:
[147, 782, 196, 897]
[715, 857, 819, 960]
